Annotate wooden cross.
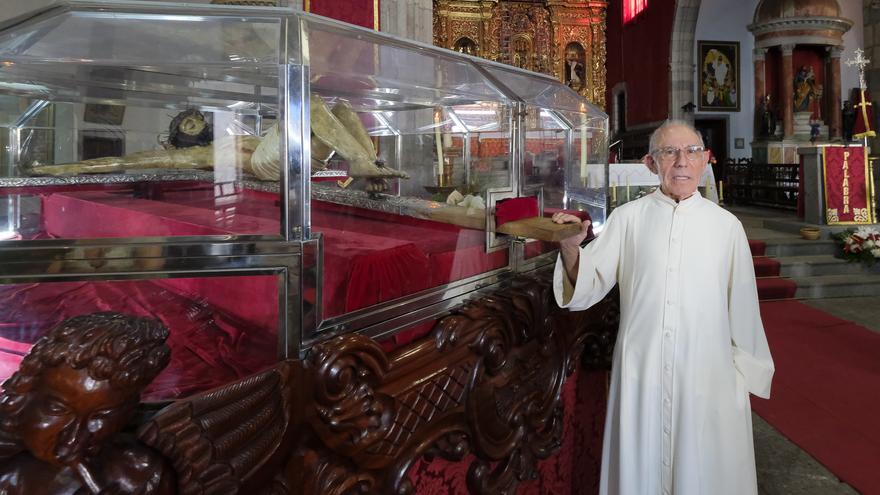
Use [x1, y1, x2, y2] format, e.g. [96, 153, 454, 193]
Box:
[845, 48, 870, 90]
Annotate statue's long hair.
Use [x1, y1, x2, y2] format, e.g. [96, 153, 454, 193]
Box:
[0, 313, 170, 458]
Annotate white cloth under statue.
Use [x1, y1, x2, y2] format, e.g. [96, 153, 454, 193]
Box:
[554, 189, 774, 495]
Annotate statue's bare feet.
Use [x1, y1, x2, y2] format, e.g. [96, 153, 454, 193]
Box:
[348, 157, 409, 179]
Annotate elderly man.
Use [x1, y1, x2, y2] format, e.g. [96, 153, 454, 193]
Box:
[553, 121, 774, 495]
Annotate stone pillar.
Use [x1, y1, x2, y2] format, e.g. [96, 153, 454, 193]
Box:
[782, 44, 795, 139]
[828, 46, 843, 140]
[754, 48, 766, 135]
[754, 48, 767, 101]
[380, 0, 433, 44]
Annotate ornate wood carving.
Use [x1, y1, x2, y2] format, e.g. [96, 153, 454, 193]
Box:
[1, 272, 619, 494]
[433, 0, 608, 106]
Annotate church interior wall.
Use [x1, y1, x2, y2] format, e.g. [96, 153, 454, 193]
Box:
[693, 0, 863, 160]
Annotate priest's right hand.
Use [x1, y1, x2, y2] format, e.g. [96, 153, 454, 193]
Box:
[551, 212, 590, 249]
[551, 212, 590, 287]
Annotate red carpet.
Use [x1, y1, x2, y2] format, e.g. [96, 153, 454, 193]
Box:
[753, 256, 781, 277]
[749, 241, 797, 300]
[750, 239, 767, 256]
[754, 300, 880, 494]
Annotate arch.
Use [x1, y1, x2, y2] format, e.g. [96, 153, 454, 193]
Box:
[453, 36, 479, 56]
[669, 0, 702, 122]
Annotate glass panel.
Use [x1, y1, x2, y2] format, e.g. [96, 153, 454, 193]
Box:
[301, 17, 516, 322]
[481, 63, 592, 113]
[559, 109, 608, 233]
[307, 94, 512, 321]
[0, 7, 285, 65]
[0, 275, 280, 402]
[0, 3, 295, 240]
[303, 15, 507, 108]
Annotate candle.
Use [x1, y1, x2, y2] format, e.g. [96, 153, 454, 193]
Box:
[435, 109, 444, 184]
[719, 180, 724, 202]
[611, 182, 617, 204]
[625, 176, 631, 202]
[580, 121, 588, 182]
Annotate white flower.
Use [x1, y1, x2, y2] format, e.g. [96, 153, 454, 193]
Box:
[866, 240, 875, 249]
[872, 248, 880, 258]
[856, 227, 880, 239]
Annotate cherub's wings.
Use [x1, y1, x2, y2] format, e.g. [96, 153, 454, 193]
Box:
[137, 361, 302, 495]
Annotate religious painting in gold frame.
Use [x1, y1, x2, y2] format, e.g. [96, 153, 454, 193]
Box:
[698, 40, 740, 112]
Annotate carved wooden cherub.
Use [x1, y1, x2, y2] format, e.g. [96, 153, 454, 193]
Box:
[0, 313, 175, 495]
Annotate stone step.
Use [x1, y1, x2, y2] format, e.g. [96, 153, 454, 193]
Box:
[792, 273, 880, 299]
[777, 255, 866, 277]
[763, 239, 838, 257]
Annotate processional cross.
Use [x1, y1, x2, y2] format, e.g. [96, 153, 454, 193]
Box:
[845, 48, 876, 138]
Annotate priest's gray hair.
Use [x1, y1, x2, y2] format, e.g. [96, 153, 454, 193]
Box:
[648, 120, 706, 153]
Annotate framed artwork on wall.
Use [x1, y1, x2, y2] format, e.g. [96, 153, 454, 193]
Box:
[698, 41, 740, 112]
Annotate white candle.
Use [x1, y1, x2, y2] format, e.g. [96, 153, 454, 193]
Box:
[580, 122, 588, 182]
[435, 109, 444, 184]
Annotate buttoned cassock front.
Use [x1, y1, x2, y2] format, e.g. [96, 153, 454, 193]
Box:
[554, 189, 774, 495]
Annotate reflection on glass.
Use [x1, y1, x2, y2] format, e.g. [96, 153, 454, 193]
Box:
[0, 276, 280, 402]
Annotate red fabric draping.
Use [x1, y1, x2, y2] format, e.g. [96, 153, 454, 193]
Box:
[852, 88, 876, 138]
[308, 0, 375, 29]
[822, 146, 873, 223]
[406, 370, 608, 494]
[0, 278, 278, 402]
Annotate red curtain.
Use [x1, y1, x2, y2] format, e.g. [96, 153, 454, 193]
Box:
[623, 0, 648, 23]
[308, 0, 377, 29]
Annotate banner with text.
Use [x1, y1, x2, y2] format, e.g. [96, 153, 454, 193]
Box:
[823, 146, 875, 224]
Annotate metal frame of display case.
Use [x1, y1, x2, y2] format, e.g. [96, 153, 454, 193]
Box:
[0, 0, 608, 358]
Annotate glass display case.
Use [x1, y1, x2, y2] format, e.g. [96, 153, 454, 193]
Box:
[0, 0, 608, 400]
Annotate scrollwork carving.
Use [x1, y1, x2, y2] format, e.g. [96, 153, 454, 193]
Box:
[308, 335, 394, 454]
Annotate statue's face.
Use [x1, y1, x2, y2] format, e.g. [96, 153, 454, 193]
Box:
[19, 364, 135, 466]
[566, 49, 579, 62]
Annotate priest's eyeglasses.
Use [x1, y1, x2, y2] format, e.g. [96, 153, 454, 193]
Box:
[651, 145, 705, 163]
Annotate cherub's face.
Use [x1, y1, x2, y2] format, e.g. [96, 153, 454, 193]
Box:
[19, 364, 135, 466]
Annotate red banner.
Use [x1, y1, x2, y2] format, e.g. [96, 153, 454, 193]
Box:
[823, 146, 875, 224]
[308, 0, 377, 30]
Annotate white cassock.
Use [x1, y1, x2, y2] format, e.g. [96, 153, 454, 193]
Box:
[554, 189, 774, 495]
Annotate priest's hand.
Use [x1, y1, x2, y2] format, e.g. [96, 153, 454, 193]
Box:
[551, 212, 590, 286]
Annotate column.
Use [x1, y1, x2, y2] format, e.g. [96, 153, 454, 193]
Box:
[782, 44, 795, 139]
[754, 48, 767, 136]
[754, 48, 767, 107]
[828, 46, 843, 140]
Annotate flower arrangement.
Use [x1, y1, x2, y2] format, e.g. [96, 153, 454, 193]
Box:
[833, 226, 880, 265]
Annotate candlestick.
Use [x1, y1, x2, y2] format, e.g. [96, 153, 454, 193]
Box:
[625, 176, 630, 202]
[611, 182, 617, 205]
[719, 180, 724, 203]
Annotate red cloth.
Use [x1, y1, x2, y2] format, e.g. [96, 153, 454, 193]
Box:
[0, 278, 278, 402]
[495, 197, 539, 227]
[754, 300, 880, 494]
[822, 146, 871, 223]
[309, 0, 375, 29]
[406, 370, 608, 494]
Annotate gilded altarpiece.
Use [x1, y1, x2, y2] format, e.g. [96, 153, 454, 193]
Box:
[433, 0, 607, 107]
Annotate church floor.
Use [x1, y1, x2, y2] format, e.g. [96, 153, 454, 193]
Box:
[754, 414, 858, 494]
